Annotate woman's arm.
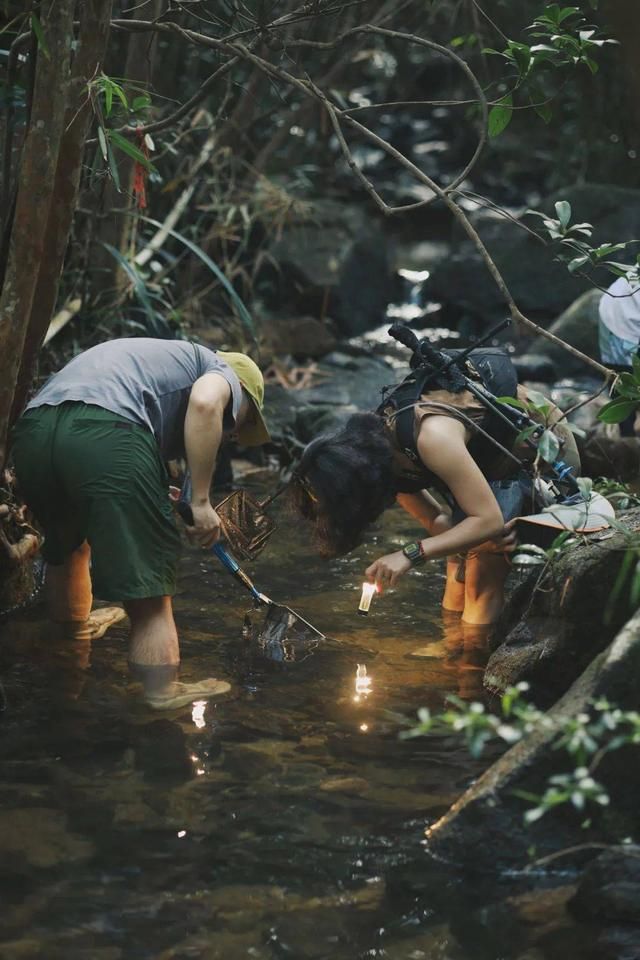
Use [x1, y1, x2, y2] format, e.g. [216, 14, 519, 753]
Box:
[367, 416, 504, 589]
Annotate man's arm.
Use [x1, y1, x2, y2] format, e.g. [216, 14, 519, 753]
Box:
[183, 372, 232, 547]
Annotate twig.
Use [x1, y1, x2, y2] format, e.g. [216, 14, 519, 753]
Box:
[526, 842, 640, 871]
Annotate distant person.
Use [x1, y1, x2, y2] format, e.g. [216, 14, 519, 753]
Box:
[599, 277, 640, 436]
[11, 338, 270, 709]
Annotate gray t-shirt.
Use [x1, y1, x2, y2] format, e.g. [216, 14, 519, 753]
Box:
[26, 338, 242, 460]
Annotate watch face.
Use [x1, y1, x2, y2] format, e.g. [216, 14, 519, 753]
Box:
[403, 542, 421, 563]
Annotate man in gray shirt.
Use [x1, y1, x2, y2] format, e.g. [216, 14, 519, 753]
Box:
[11, 338, 270, 709]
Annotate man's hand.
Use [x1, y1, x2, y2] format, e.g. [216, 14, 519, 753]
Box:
[365, 551, 412, 592]
[492, 517, 518, 553]
[185, 501, 222, 548]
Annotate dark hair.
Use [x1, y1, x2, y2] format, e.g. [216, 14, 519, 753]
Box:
[290, 412, 396, 557]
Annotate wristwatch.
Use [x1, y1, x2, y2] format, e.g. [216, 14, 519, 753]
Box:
[402, 540, 426, 566]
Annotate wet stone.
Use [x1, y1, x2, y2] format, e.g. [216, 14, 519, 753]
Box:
[570, 845, 640, 924]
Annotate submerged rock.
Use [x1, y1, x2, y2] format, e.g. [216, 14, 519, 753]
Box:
[0, 807, 94, 868]
[318, 776, 369, 794]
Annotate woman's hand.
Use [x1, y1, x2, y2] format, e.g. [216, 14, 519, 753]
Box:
[492, 517, 518, 553]
[185, 501, 222, 548]
[365, 551, 412, 592]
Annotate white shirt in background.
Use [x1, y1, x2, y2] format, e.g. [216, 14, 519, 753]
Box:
[599, 277, 640, 343]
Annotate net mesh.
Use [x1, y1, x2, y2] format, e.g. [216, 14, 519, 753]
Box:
[216, 490, 276, 561]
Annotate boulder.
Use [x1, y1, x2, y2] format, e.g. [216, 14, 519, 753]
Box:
[577, 432, 640, 483]
[530, 289, 603, 377]
[423, 184, 640, 328]
[570, 846, 640, 923]
[265, 199, 397, 337]
[263, 353, 399, 448]
[260, 315, 337, 361]
[426, 606, 640, 872]
[512, 353, 558, 383]
[485, 509, 640, 702]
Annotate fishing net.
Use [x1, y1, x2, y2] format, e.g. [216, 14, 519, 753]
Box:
[215, 489, 276, 561]
[243, 603, 323, 663]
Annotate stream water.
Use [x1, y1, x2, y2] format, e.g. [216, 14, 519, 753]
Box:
[0, 472, 591, 959]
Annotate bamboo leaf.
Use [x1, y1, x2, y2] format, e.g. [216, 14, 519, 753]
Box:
[108, 130, 154, 171]
[140, 216, 257, 344]
[101, 243, 159, 334]
[97, 126, 108, 161]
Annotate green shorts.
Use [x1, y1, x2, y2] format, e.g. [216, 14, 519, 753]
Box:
[11, 402, 182, 601]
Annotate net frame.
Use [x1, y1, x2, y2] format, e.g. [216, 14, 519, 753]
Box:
[215, 489, 276, 561]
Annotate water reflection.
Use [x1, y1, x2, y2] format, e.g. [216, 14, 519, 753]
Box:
[0, 474, 539, 959]
[191, 698, 207, 729]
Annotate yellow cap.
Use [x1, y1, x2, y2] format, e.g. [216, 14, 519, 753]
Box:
[218, 351, 271, 447]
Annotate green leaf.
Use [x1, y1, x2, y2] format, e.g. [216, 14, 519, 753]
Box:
[488, 94, 513, 138]
[538, 429, 560, 462]
[568, 254, 590, 273]
[533, 98, 553, 124]
[515, 424, 540, 445]
[97, 126, 108, 161]
[496, 395, 528, 411]
[132, 94, 152, 112]
[139, 216, 258, 344]
[105, 82, 113, 117]
[598, 398, 638, 424]
[30, 13, 49, 59]
[555, 200, 572, 229]
[101, 243, 158, 333]
[108, 130, 154, 171]
[112, 82, 128, 111]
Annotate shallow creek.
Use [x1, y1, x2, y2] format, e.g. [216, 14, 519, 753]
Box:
[0, 472, 590, 959]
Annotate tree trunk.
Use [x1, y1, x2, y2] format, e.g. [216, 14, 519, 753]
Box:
[0, 0, 76, 469]
[10, 0, 113, 423]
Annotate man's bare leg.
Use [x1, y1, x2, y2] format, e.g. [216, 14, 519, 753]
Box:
[125, 596, 230, 709]
[46, 541, 125, 639]
[462, 552, 510, 625]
